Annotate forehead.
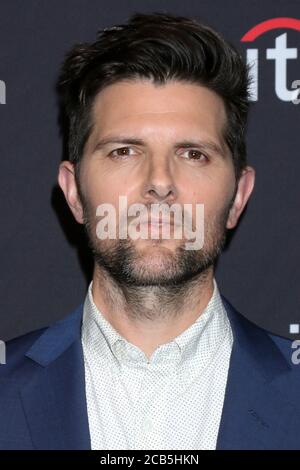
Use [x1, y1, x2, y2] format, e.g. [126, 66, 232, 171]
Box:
[90, 79, 227, 141]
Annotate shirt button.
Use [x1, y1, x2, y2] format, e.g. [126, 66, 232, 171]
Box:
[142, 418, 153, 433]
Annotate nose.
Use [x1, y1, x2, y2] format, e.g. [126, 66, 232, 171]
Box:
[142, 155, 177, 204]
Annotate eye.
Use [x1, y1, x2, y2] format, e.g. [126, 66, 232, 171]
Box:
[108, 146, 138, 159]
[181, 149, 209, 162]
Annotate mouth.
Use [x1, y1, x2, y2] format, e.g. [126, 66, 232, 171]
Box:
[139, 215, 175, 226]
[138, 221, 175, 231]
[137, 219, 183, 242]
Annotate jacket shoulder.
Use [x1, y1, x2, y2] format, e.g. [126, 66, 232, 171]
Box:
[0, 327, 47, 378]
[222, 294, 300, 376]
[0, 303, 84, 379]
[268, 331, 300, 372]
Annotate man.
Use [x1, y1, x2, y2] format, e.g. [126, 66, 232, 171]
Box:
[0, 12, 299, 450]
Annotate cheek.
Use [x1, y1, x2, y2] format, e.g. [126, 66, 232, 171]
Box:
[80, 163, 119, 206]
[190, 175, 235, 220]
[80, 169, 138, 227]
[187, 181, 225, 206]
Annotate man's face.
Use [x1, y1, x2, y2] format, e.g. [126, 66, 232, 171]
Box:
[58, 79, 254, 286]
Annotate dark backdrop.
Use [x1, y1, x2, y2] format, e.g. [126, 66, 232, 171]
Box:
[1, 0, 299, 341]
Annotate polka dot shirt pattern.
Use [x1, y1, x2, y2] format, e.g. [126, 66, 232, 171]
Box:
[81, 279, 233, 450]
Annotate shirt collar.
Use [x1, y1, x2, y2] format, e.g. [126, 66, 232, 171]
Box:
[81, 278, 229, 369]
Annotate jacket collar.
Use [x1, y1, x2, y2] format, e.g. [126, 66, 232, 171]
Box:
[23, 296, 297, 450]
[25, 296, 290, 380]
[22, 302, 90, 450]
[25, 302, 84, 366]
[216, 296, 298, 449]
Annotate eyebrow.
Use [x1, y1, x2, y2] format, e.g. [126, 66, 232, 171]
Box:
[93, 135, 227, 158]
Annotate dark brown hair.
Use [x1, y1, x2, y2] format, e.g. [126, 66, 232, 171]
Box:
[57, 12, 252, 180]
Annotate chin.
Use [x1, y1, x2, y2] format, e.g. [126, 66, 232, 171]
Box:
[134, 237, 181, 250]
[132, 247, 179, 274]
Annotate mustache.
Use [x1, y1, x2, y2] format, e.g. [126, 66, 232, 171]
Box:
[119, 203, 196, 230]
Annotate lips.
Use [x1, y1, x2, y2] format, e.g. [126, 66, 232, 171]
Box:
[139, 218, 174, 226]
[138, 214, 175, 225]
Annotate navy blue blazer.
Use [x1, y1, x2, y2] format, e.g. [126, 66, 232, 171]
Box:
[0, 296, 299, 450]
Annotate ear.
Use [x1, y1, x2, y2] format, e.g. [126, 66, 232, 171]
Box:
[226, 166, 255, 229]
[57, 161, 84, 224]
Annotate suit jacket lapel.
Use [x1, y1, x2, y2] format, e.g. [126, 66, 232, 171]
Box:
[18, 297, 300, 450]
[21, 303, 91, 450]
[217, 297, 300, 450]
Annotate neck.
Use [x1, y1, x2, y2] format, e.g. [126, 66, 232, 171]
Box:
[91, 264, 215, 359]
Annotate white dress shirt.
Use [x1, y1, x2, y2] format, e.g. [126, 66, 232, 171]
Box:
[81, 278, 233, 450]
